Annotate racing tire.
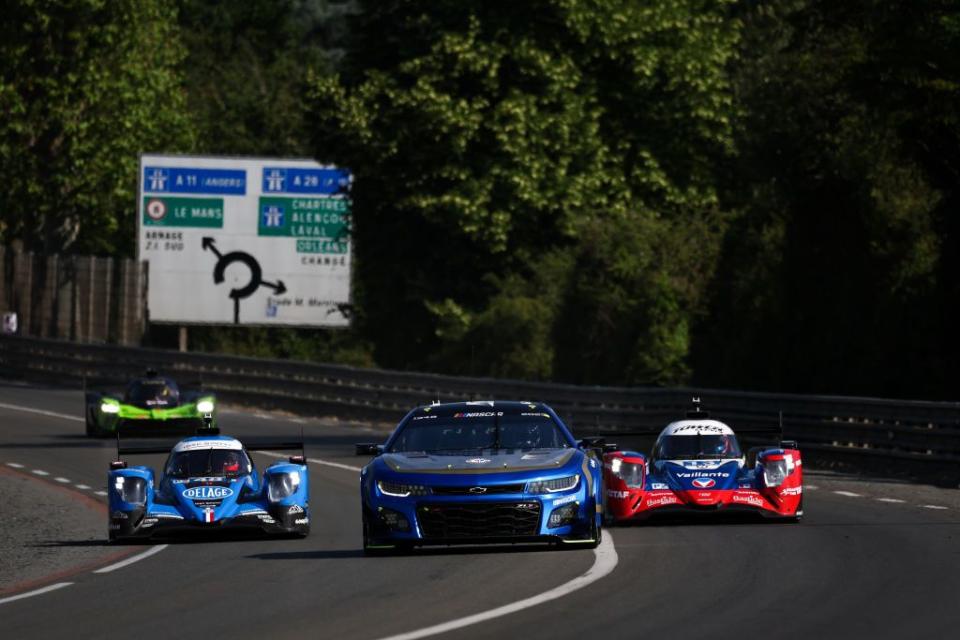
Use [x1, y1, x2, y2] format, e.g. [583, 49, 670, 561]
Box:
[362, 513, 390, 556]
[85, 409, 99, 437]
[789, 497, 803, 523]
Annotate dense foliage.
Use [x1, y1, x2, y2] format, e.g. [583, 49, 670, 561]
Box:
[1, 0, 957, 398]
[0, 0, 193, 256]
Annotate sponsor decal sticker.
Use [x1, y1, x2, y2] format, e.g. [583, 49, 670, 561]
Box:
[780, 486, 803, 496]
[644, 494, 680, 508]
[412, 415, 437, 420]
[257, 514, 276, 523]
[453, 412, 503, 418]
[203, 508, 215, 523]
[673, 424, 726, 434]
[732, 492, 765, 507]
[183, 486, 235, 500]
[288, 504, 304, 514]
[607, 490, 629, 499]
[465, 458, 492, 464]
[676, 471, 729, 478]
[650, 482, 669, 490]
[692, 478, 716, 489]
[552, 494, 578, 506]
[294, 518, 309, 525]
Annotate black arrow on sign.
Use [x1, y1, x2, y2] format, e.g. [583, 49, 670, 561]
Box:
[202, 236, 222, 259]
[261, 279, 287, 295]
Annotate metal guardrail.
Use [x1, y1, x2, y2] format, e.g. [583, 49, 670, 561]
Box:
[2, 335, 959, 483]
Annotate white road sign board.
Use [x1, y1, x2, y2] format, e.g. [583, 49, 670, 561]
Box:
[137, 154, 352, 326]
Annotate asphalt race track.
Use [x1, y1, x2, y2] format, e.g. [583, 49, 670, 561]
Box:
[1, 380, 959, 640]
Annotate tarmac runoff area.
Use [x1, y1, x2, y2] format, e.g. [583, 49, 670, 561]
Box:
[0, 465, 113, 593]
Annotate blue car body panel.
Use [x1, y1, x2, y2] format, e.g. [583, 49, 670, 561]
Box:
[360, 402, 604, 548]
[107, 435, 310, 540]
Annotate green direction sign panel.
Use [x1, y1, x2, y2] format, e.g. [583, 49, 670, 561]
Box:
[143, 196, 224, 227]
[258, 197, 348, 249]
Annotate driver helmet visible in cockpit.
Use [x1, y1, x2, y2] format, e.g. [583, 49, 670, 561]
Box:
[222, 451, 241, 474]
[712, 434, 737, 457]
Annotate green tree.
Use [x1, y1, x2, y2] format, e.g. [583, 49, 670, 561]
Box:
[177, 0, 356, 156]
[694, 0, 959, 398]
[0, 0, 194, 256]
[310, 0, 740, 383]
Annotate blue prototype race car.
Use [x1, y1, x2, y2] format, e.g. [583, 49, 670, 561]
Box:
[108, 427, 310, 541]
[356, 401, 605, 553]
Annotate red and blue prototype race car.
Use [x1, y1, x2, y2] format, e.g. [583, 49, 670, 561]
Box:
[603, 401, 802, 522]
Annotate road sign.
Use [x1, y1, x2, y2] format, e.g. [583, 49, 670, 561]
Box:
[137, 154, 352, 327]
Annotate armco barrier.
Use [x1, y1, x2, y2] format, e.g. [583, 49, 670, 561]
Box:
[1, 335, 959, 484]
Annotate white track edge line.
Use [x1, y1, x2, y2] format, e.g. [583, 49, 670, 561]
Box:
[0, 402, 82, 422]
[93, 544, 169, 574]
[0, 582, 73, 606]
[374, 532, 619, 640]
[6, 462, 24, 468]
[833, 491, 862, 497]
[921, 505, 948, 510]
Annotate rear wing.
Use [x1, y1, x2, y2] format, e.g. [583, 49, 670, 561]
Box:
[113, 416, 307, 464]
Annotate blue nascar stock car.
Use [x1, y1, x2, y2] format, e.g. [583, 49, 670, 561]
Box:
[107, 422, 310, 541]
[356, 401, 605, 553]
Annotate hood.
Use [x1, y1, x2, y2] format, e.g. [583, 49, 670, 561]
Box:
[380, 448, 577, 475]
[659, 459, 742, 492]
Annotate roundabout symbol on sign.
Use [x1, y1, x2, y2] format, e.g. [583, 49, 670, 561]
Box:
[202, 237, 286, 324]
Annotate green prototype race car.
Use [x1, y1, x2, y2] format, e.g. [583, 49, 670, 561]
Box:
[84, 370, 216, 437]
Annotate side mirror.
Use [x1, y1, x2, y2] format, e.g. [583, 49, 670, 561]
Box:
[289, 455, 306, 465]
[110, 460, 127, 470]
[355, 443, 384, 456]
[603, 443, 620, 453]
[780, 440, 798, 450]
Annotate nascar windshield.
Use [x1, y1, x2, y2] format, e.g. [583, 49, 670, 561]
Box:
[655, 434, 742, 460]
[388, 409, 571, 453]
[164, 449, 251, 478]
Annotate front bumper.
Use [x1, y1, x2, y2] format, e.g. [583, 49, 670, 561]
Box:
[363, 492, 595, 546]
[109, 504, 309, 540]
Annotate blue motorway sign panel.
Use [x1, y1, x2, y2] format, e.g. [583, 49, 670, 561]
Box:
[262, 167, 352, 195]
[144, 166, 246, 195]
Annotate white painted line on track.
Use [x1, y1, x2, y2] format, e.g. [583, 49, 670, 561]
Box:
[805, 484, 818, 490]
[75, 484, 91, 490]
[833, 491, 862, 498]
[94, 491, 107, 496]
[0, 402, 82, 422]
[876, 498, 905, 503]
[54, 477, 70, 483]
[921, 505, 949, 510]
[0, 582, 73, 606]
[93, 545, 169, 574]
[257, 450, 362, 473]
[374, 532, 619, 640]
[6, 462, 24, 468]
[32, 469, 49, 476]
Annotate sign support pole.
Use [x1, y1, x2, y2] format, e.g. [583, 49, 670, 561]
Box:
[178, 325, 188, 352]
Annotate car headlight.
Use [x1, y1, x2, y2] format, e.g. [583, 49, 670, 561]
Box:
[527, 475, 580, 494]
[762, 460, 789, 487]
[377, 480, 429, 497]
[613, 461, 644, 489]
[113, 476, 146, 505]
[196, 399, 215, 413]
[267, 471, 301, 501]
[101, 401, 120, 414]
